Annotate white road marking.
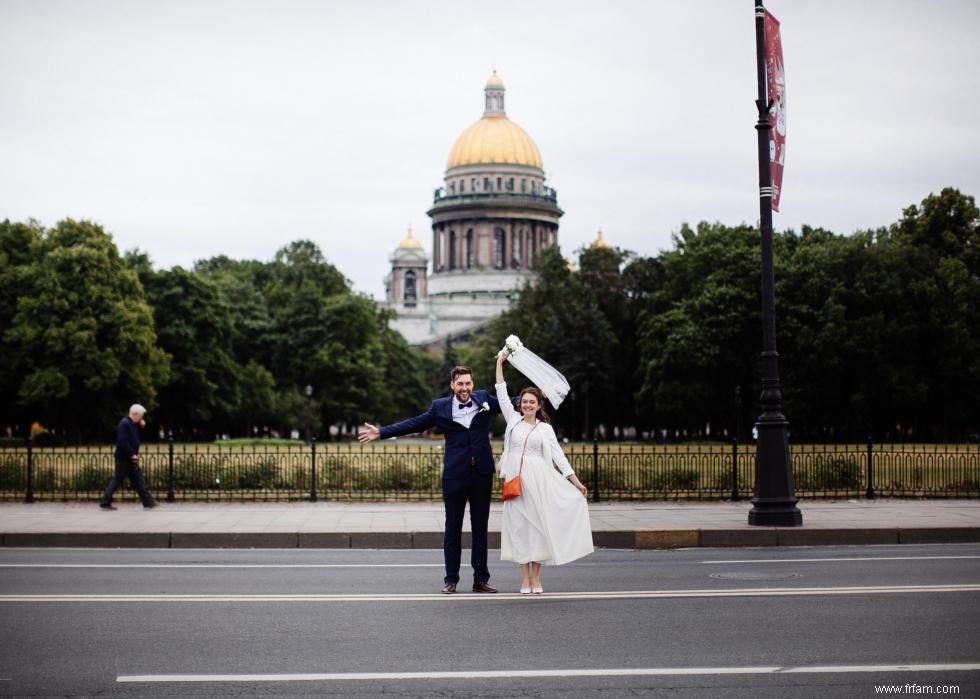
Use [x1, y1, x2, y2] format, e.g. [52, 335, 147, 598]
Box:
[704, 555, 980, 564]
[4, 584, 980, 603]
[0, 563, 442, 569]
[118, 663, 980, 683]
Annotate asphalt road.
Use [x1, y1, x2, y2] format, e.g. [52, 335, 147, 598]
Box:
[1, 544, 978, 697]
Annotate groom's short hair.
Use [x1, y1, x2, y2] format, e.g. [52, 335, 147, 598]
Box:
[450, 365, 472, 383]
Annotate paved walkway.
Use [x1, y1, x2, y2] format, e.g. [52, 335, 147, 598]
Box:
[1, 499, 978, 548]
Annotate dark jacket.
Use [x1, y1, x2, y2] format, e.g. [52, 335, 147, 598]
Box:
[114, 417, 140, 463]
[379, 390, 502, 479]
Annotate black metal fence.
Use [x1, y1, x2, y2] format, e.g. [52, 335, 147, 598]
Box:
[1, 438, 978, 503]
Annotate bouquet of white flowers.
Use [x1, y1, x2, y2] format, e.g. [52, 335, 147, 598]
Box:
[504, 334, 523, 356]
[498, 334, 570, 409]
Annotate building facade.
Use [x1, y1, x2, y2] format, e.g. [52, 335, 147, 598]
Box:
[385, 72, 562, 346]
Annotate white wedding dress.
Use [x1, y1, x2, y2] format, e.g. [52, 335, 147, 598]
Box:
[496, 383, 594, 565]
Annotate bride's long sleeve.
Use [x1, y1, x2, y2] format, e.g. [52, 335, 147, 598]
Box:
[495, 382, 515, 422]
[544, 425, 575, 477]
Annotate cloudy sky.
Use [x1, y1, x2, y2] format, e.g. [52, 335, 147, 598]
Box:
[3, 0, 978, 298]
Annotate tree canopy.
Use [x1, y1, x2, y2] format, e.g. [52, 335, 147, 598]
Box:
[2, 187, 977, 442]
[462, 188, 980, 442]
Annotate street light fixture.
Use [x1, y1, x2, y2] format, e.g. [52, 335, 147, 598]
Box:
[749, 0, 801, 526]
[304, 384, 313, 443]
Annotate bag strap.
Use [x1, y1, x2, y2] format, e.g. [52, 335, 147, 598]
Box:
[516, 423, 540, 477]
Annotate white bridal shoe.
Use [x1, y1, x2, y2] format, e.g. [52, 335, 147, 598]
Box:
[520, 586, 531, 594]
[531, 585, 543, 594]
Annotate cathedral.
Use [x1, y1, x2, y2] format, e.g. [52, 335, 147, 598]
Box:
[384, 72, 563, 347]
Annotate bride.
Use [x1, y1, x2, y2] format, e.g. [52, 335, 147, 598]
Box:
[494, 350, 593, 594]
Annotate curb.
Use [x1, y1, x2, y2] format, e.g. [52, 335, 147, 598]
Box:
[2, 528, 978, 549]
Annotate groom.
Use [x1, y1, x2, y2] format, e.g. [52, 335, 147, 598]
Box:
[359, 365, 501, 594]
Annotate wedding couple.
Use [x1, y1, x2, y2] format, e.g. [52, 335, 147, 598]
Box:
[358, 344, 593, 594]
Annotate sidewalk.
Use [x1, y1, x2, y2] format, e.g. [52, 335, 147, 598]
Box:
[1, 499, 978, 549]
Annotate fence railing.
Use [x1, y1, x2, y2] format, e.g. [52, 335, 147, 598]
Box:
[1, 439, 978, 503]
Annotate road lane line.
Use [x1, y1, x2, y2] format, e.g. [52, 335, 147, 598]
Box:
[0, 563, 442, 569]
[704, 556, 980, 564]
[5, 584, 980, 603]
[117, 663, 980, 683]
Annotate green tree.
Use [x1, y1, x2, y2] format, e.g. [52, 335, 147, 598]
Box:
[635, 222, 760, 437]
[139, 266, 241, 434]
[377, 319, 430, 425]
[4, 219, 169, 437]
[884, 188, 980, 439]
[464, 246, 618, 439]
[194, 255, 275, 369]
[0, 220, 44, 432]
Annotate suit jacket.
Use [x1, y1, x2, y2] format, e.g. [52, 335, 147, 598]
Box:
[114, 417, 140, 464]
[379, 390, 502, 479]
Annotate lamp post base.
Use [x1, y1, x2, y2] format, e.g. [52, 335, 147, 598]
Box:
[748, 498, 803, 526]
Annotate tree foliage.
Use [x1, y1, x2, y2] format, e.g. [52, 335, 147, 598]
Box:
[460, 188, 980, 442]
[0, 225, 432, 441]
[2, 188, 977, 442]
[1, 220, 169, 437]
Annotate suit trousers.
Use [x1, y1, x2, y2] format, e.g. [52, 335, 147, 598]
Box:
[100, 459, 155, 507]
[441, 469, 493, 584]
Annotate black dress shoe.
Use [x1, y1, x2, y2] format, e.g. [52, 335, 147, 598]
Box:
[99, 504, 117, 510]
[472, 581, 498, 593]
[441, 582, 457, 594]
[143, 502, 157, 509]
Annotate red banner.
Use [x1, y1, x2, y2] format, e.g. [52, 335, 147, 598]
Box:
[765, 9, 785, 211]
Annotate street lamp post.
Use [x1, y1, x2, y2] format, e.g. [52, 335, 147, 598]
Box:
[305, 384, 317, 502]
[304, 384, 314, 443]
[749, 0, 801, 526]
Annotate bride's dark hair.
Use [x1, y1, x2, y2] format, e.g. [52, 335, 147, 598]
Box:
[518, 387, 551, 424]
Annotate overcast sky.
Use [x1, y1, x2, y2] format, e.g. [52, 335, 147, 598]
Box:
[3, 0, 979, 298]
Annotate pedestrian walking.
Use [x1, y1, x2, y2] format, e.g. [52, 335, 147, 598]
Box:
[99, 404, 157, 510]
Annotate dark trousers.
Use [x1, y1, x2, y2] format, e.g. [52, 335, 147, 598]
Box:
[442, 471, 493, 584]
[100, 459, 155, 506]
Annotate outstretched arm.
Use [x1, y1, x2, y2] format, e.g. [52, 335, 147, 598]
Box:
[494, 351, 516, 422]
[357, 423, 380, 443]
[358, 404, 438, 443]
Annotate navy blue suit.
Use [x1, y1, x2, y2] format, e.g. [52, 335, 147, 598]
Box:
[380, 389, 501, 584]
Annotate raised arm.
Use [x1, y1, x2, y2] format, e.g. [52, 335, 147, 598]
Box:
[495, 351, 516, 422]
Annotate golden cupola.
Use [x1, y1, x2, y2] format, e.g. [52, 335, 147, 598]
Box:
[445, 71, 543, 170]
[591, 228, 611, 249]
[397, 227, 423, 249]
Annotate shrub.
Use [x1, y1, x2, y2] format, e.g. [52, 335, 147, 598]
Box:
[234, 458, 280, 490]
[709, 472, 730, 492]
[67, 464, 112, 491]
[171, 455, 221, 490]
[945, 479, 980, 493]
[318, 456, 349, 490]
[598, 465, 630, 492]
[0, 456, 26, 489]
[797, 456, 861, 490]
[0, 457, 56, 491]
[647, 468, 701, 492]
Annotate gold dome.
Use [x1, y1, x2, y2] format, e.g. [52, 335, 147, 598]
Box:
[591, 228, 611, 249]
[398, 227, 423, 249]
[446, 72, 543, 170]
[447, 116, 543, 169]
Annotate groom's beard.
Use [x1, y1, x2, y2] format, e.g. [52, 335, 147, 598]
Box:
[454, 390, 471, 403]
